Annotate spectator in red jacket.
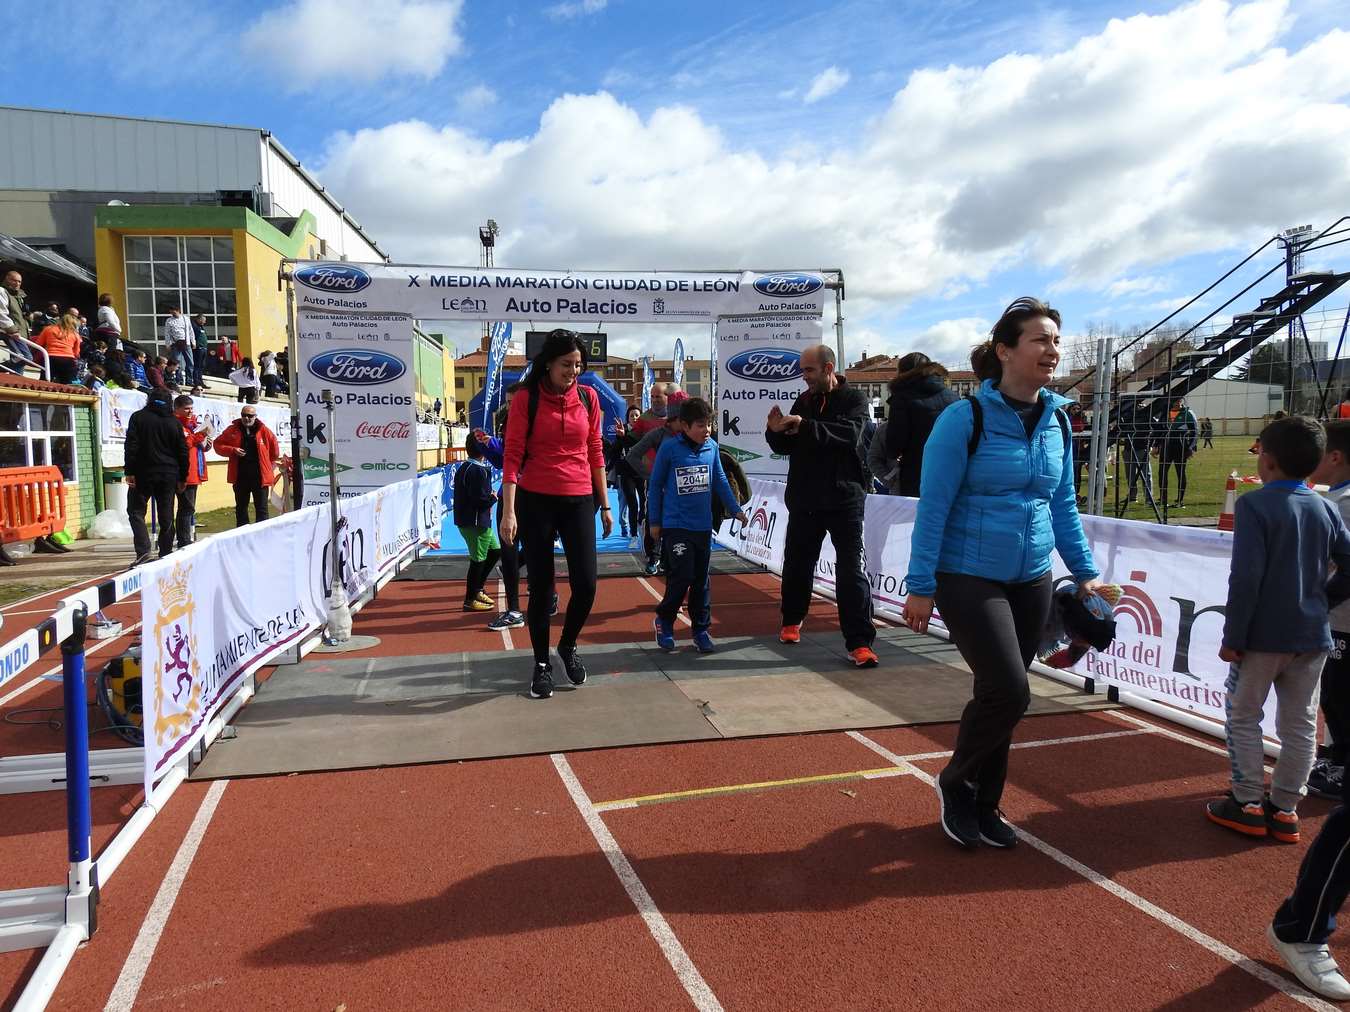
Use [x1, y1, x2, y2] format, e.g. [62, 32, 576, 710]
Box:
[173, 394, 211, 547]
[213, 405, 279, 526]
[499, 329, 610, 700]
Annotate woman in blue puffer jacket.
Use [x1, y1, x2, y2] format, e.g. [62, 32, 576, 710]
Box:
[903, 297, 1103, 851]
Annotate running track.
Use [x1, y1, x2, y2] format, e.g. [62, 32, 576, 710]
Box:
[1, 568, 1344, 1009]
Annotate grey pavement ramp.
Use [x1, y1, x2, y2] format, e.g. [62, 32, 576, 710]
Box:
[191, 630, 1115, 780]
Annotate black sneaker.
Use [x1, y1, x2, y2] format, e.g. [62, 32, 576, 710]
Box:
[529, 662, 554, 699]
[558, 646, 587, 686]
[936, 777, 980, 848]
[1308, 759, 1344, 800]
[130, 551, 154, 569]
[977, 808, 1018, 849]
[550, 593, 559, 617]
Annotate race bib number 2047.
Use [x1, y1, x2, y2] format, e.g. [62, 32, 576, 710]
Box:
[676, 465, 710, 495]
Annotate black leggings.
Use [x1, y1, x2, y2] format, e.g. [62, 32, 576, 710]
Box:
[933, 571, 1053, 809]
[618, 472, 642, 535]
[496, 498, 521, 613]
[516, 489, 598, 664]
[1160, 461, 1187, 502]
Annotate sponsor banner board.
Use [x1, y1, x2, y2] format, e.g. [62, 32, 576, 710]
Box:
[717, 479, 1252, 734]
[141, 471, 447, 792]
[291, 262, 828, 324]
[98, 388, 291, 469]
[298, 311, 417, 506]
[714, 315, 823, 479]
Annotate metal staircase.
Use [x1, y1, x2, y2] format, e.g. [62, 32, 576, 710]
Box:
[1063, 217, 1350, 432]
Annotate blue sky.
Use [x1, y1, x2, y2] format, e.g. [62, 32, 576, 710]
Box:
[12, 0, 1350, 363]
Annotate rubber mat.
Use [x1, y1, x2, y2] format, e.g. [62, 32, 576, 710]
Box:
[396, 550, 764, 581]
[190, 635, 1114, 779]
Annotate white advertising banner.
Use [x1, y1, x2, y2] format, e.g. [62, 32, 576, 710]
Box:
[297, 310, 417, 506]
[717, 479, 1241, 731]
[141, 469, 448, 791]
[714, 314, 823, 479]
[291, 262, 829, 324]
[98, 388, 291, 469]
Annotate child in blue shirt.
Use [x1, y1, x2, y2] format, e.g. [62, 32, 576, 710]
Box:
[452, 434, 500, 612]
[1207, 415, 1350, 845]
[648, 398, 747, 653]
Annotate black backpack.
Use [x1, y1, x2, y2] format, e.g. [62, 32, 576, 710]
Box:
[712, 447, 751, 529]
[964, 394, 1070, 455]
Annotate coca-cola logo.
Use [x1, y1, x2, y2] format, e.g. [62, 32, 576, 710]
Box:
[354, 421, 412, 439]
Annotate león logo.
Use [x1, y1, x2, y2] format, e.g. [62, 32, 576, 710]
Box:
[152, 563, 202, 747]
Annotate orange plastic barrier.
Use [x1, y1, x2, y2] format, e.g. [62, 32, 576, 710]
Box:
[0, 466, 67, 543]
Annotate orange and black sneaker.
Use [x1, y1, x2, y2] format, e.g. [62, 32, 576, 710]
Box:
[1205, 793, 1267, 837]
[850, 646, 879, 668]
[1263, 798, 1300, 843]
[779, 624, 802, 644]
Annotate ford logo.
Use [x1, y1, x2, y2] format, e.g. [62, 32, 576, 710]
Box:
[307, 349, 406, 386]
[726, 349, 802, 383]
[752, 272, 823, 298]
[295, 263, 373, 293]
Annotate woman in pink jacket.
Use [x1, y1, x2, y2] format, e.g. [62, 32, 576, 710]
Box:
[499, 330, 612, 699]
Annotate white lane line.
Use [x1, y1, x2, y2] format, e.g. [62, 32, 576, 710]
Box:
[636, 577, 692, 626]
[103, 779, 230, 1012]
[844, 730, 1336, 1011]
[888, 726, 1157, 763]
[1108, 709, 1275, 774]
[354, 658, 376, 699]
[497, 579, 513, 651]
[551, 754, 722, 1012]
[0, 622, 143, 708]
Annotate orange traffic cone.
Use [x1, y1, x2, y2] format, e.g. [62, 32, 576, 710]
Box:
[1218, 472, 1238, 531]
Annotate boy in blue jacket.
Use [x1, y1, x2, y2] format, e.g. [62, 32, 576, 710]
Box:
[452, 434, 501, 612]
[649, 398, 747, 652]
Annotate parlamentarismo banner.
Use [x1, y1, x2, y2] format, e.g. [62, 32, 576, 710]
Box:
[290, 263, 830, 323]
[716, 480, 1244, 732]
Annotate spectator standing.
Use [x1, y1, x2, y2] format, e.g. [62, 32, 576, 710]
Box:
[124, 388, 188, 566]
[70, 309, 90, 341]
[163, 308, 193, 377]
[867, 419, 899, 494]
[453, 434, 502, 612]
[626, 401, 684, 573]
[34, 312, 82, 384]
[499, 330, 611, 699]
[190, 314, 209, 387]
[648, 398, 747, 653]
[2, 270, 33, 372]
[1123, 404, 1158, 505]
[173, 394, 211, 549]
[883, 352, 959, 497]
[1201, 416, 1215, 449]
[1155, 396, 1198, 507]
[1308, 421, 1350, 800]
[213, 406, 280, 526]
[472, 414, 527, 632]
[127, 350, 150, 389]
[95, 293, 122, 350]
[259, 350, 281, 397]
[903, 298, 1102, 849]
[1205, 416, 1350, 848]
[765, 344, 878, 667]
[611, 404, 646, 544]
[38, 302, 60, 330]
[230, 357, 261, 403]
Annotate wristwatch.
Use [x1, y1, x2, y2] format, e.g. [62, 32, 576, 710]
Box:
[600, 507, 612, 512]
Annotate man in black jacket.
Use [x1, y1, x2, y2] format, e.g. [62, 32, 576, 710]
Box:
[765, 344, 878, 667]
[125, 387, 188, 565]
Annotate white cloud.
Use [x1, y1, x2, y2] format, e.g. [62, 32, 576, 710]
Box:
[243, 0, 464, 87]
[315, 1, 1350, 344]
[546, 0, 608, 19]
[457, 84, 498, 114]
[1104, 275, 1172, 299]
[804, 66, 850, 103]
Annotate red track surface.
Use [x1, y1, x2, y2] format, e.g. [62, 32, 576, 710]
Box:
[1, 566, 1343, 1009]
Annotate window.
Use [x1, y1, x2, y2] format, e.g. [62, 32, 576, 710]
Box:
[0, 400, 78, 480]
[455, 376, 465, 389]
[123, 235, 236, 354]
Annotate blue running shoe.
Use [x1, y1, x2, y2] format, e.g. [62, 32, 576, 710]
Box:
[692, 630, 716, 654]
[654, 616, 676, 651]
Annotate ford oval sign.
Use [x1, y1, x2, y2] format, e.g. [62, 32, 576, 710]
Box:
[752, 273, 823, 298]
[307, 349, 406, 386]
[725, 349, 802, 383]
[294, 263, 373, 293]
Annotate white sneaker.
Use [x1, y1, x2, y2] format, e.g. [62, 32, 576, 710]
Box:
[1268, 923, 1350, 999]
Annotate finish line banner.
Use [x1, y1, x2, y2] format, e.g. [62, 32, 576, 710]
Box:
[297, 310, 417, 506]
[717, 479, 1239, 730]
[291, 263, 829, 323]
[714, 315, 823, 479]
